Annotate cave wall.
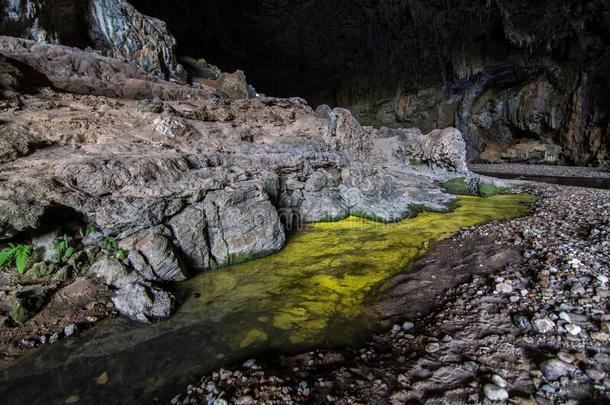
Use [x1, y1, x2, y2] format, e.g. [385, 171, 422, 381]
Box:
[0, 0, 186, 81]
[1, 0, 608, 164]
[129, 0, 610, 165]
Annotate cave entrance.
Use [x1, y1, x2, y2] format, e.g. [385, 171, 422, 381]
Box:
[128, 0, 506, 114]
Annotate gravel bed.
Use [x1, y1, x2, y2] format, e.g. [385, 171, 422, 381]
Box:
[470, 164, 610, 179]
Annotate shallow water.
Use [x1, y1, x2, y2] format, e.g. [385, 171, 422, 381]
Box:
[0, 195, 535, 405]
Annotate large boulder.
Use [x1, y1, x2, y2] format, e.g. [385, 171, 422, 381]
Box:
[204, 183, 285, 267]
[325, 108, 373, 153]
[90, 257, 139, 288]
[133, 232, 187, 281]
[169, 203, 210, 271]
[112, 281, 174, 322]
[391, 127, 468, 172]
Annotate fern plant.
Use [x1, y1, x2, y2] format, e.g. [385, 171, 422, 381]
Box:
[53, 234, 75, 262]
[105, 236, 127, 261]
[0, 244, 31, 274]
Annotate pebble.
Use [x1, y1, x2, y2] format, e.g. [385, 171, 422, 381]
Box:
[483, 384, 509, 401]
[64, 324, 77, 337]
[570, 283, 585, 295]
[565, 323, 581, 336]
[402, 321, 414, 331]
[491, 374, 507, 388]
[533, 318, 555, 333]
[512, 314, 532, 330]
[557, 352, 575, 363]
[590, 331, 610, 342]
[558, 311, 571, 323]
[425, 343, 440, 353]
[540, 359, 574, 381]
[495, 283, 513, 294]
[234, 395, 255, 405]
[242, 359, 256, 369]
[586, 369, 606, 382]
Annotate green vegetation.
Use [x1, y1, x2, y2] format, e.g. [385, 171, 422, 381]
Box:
[10, 297, 31, 324]
[0, 243, 31, 274]
[349, 211, 389, 223]
[105, 236, 127, 261]
[53, 234, 75, 262]
[83, 225, 96, 237]
[441, 177, 474, 195]
[479, 181, 510, 197]
[442, 177, 511, 197]
[410, 158, 422, 166]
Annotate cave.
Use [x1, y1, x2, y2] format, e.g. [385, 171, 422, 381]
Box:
[127, 0, 610, 165]
[1, 1, 610, 404]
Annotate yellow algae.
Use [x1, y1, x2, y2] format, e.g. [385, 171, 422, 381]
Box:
[239, 328, 269, 348]
[180, 194, 535, 349]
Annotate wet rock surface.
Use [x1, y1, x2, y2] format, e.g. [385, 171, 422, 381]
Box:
[172, 184, 610, 404]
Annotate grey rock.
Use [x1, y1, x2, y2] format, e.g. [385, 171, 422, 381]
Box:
[325, 108, 372, 153]
[533, 318, 555, 334]
[586, 369, 606, 382]
[557, 352, 575, 363]
[63, 324, 77, 337]
[89, 0, 186, 82]
[169, 204, 210, 271]
[512, 314, 532, 330]
[540, 359, 575, 381]
[134, 232, 187, 281]
[90, 257, 139, 288]
[495, 282, 513, 294]
[112, 282, 175, 322]
[483, 384, 509, 401]
[565, 323, 581, 336]
[204, 184, 285, 267]
[402, 321, 415, 331]
[425, 342, 440, 353]
[491, 374, 508, 388]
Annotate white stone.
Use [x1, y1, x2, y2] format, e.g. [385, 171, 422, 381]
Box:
[425, 342, 440, 353]
[557, 352, 575, 363]
[565, 323, 581, 336]
[558, 312, 572, 323]
[491, 374, 508, 388]
[495, 283, 513, 294]
[484, 384, 509, 401]
[402, 321, 415, 331]
[533, 318, 555, 334]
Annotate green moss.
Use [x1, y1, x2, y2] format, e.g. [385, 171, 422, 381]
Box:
[478, 181, 511, 197]
[410, 158, 422, 166]
[10, 297, 31, 325]
[318, 214, 347, 223]
[180, 194, 535, 347]
[350, 210, 389, 223]
[441, 177, 474, 195]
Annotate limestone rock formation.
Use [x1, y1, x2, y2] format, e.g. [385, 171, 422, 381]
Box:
[0, 0, 185, 82]
[131, 0, 610, 165]
[0, 36, 481, 321]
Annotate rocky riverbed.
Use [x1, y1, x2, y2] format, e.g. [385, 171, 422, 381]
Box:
[171, 184, 610, 404]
